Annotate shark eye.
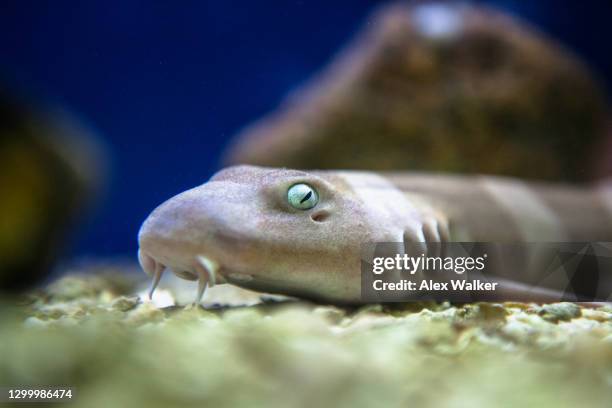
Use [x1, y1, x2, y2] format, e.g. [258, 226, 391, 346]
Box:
[287, 183, 319, 210]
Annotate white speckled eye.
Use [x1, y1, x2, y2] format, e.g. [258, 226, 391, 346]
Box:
[287, 183, 319, 210]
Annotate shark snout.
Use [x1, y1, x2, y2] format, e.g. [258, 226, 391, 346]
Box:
[138, 184, 231, 303]
[139, 190, 204, 265]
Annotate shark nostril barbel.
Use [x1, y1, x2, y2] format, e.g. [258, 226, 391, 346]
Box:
[148, 262, 165, 300]
[193, 255, 219, 305]
[138, 248, 167, 300]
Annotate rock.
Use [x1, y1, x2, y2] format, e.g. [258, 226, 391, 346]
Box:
[46, 272, 137, 302]
[312, 305, 346, 324]
[458, 302, 508, 323]
[111, 296, 141, 312]
[0, 85, 106, 291]
[537, 302, 582, 322]
[4, 271, 612, 407]
[224, 2, 610, 182]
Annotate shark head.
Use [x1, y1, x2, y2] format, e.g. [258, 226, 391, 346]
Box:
[138, 165, 427, 304]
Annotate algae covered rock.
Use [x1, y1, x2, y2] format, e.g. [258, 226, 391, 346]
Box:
[537, 302, 582, 323]
[224, 2, 610, 182]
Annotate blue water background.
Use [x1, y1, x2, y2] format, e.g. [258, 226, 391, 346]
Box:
[0, 1, 610, 257]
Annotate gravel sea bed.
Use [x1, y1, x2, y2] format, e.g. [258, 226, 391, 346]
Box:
[1, 266, 611, 407]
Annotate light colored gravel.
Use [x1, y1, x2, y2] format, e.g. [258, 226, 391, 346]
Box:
[1, 270, 611, 408]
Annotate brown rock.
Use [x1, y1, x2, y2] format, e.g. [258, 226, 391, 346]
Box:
[224, 2, 610, 181]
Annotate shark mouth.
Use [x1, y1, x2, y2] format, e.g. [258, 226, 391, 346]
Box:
[137, 249, 221, 305]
